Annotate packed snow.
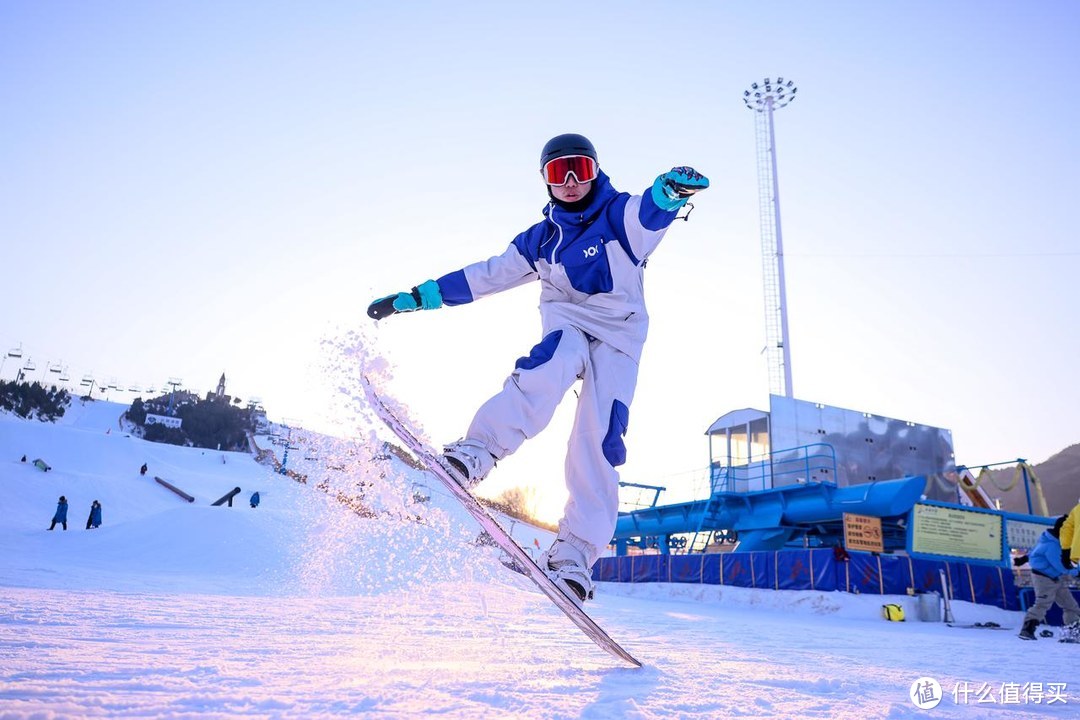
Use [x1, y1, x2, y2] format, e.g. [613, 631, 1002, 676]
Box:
[1, 387, 1078, 718]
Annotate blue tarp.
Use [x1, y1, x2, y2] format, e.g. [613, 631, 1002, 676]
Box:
[593, 549, 1027, 613]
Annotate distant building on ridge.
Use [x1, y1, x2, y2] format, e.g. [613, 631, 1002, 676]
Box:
[206, 372, 232, 404]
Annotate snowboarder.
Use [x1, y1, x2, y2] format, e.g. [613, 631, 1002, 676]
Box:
[48, 496, 68, 531]
[140, 462, 148, 476]
[86, 500, 102, 529]
[1018, 514, 1080, 640]
[368, 133, 709, 604]
[250, 491, 260, 508]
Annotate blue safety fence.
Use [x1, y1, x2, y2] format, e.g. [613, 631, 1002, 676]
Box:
[594, 549, 1033, 614]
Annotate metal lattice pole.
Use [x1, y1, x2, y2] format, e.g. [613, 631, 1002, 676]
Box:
[744, 77, 797, 398]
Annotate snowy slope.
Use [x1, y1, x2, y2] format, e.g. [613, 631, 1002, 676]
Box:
[0, 398, 544, 597]
[1, 399, 1078, 719]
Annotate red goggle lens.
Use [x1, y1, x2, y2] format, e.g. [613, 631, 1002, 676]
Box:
[542, 155, 598, 185]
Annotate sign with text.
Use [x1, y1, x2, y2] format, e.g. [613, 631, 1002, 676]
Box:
[1006, 517, 1052, 551]
[843, 512, 884, 553]
[910, 502, 1005, 565]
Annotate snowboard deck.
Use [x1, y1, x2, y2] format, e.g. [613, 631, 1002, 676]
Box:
[362, 376, 641, 667]
[947, 622, 1009, 630]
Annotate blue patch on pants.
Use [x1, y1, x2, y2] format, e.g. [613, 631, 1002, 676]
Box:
[514, 330, 563, 371]
[602, 400, 629, 467]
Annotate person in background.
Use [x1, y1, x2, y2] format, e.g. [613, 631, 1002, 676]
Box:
[86, 500, 102, 529]
[1018, 514, 1080, 640]
[140, 463, 148, 476]
[1060, 499, 1080, 569]
[48, 496, 68, 531]
[250, 491, 260, 509]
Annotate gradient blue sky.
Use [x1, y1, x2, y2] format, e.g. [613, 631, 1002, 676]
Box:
[3, 2, 1078, 519]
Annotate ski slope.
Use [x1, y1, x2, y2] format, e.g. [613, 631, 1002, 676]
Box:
[1, 398, 1077, 719]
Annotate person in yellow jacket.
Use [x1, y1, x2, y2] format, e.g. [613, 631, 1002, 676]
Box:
[1061, 500, 1080, 567]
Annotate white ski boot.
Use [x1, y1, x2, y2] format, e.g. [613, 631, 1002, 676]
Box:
[440, 439, 496, 490]
[540, 534, 596, 608]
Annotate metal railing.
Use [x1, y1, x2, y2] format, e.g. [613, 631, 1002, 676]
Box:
[710, 443, 837, 494]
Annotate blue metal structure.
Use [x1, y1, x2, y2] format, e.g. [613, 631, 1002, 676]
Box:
[613, 473, 926, 554]
[613, 396, 970, 557]
[956, 459, 1047, 516]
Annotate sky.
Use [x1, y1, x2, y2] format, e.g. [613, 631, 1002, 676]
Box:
[2, 1, 1079, 523]
[2, 401, 1077, 718]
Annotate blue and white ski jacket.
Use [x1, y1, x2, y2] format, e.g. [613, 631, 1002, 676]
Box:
[435, 170, 681, 362]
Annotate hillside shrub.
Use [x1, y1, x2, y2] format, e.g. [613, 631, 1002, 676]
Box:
[0, 380, 69, 421]
[127, 394, 257, 451]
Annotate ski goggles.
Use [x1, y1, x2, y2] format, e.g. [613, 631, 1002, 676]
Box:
[542, 155, 598, 186]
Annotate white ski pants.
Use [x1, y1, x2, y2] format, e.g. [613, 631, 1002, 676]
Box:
[465, 325, 638, 565]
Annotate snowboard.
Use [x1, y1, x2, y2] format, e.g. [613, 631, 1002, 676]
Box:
[947, 622, 1008, 630]
[362, 377, 642, 667]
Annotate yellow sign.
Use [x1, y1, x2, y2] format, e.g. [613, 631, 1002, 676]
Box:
[910, 503, 1003, 562]
[843, 513, 884, 553]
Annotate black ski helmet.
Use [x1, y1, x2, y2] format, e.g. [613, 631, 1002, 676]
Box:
[540, 133, 597, 169]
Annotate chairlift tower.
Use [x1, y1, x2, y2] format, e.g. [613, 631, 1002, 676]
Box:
[167, 377, 183, 415]
[743, 77, 797, 398]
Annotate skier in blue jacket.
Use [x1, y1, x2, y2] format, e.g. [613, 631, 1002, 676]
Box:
[48, 495, 68, 531]
[369, 133, 708, 605]
[86, 500, 102, 529]
[1019, 514, 1080, 640]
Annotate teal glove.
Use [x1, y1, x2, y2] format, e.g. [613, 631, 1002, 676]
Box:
[367, 279, 443, 320]
[651, 166, 710, 211]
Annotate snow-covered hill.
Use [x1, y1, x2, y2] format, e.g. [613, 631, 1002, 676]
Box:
[1, 399, 1077, 718]
[0, 398, 549, 597]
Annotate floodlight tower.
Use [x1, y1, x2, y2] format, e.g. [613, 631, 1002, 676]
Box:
[743, 77, 797, 398]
